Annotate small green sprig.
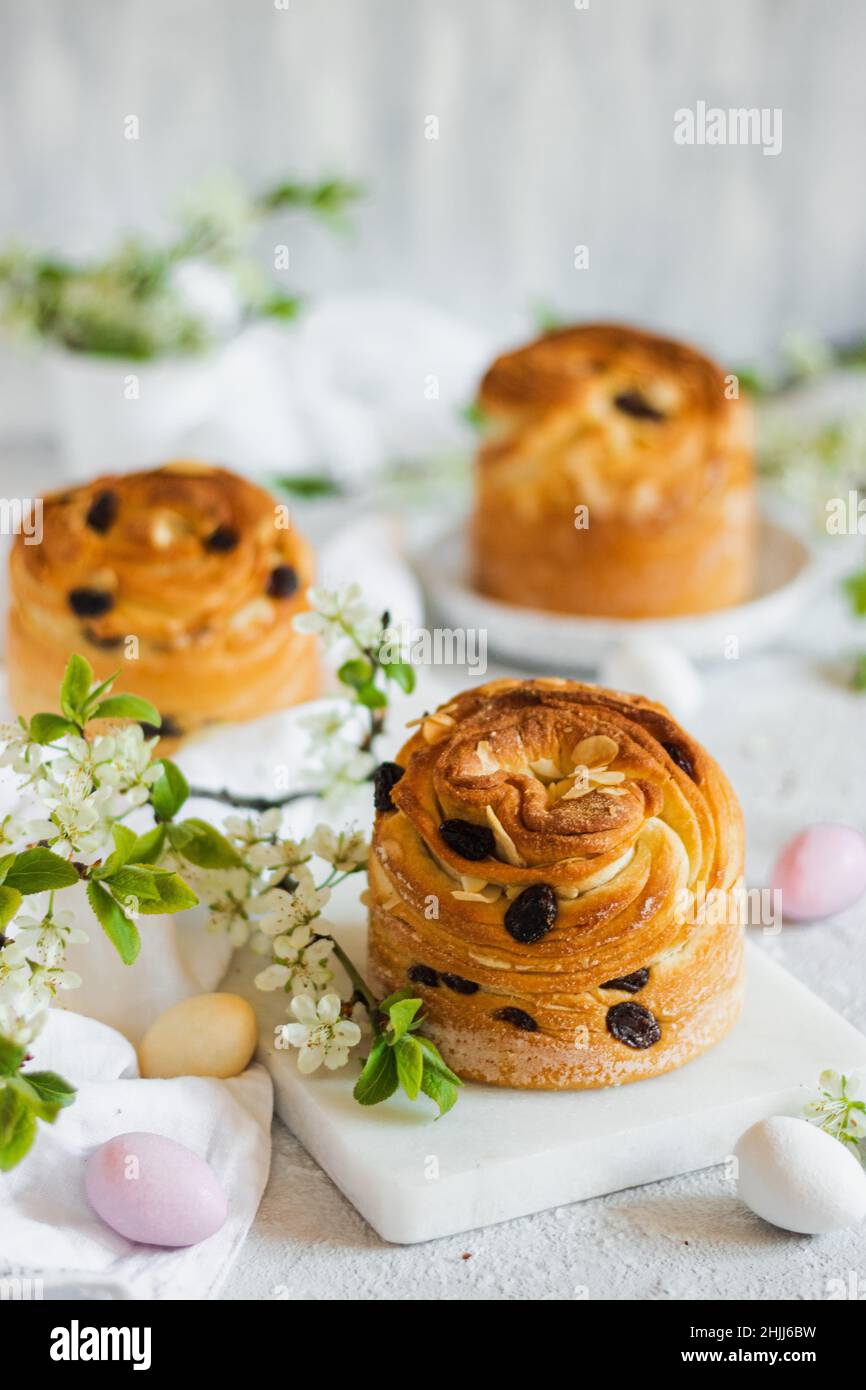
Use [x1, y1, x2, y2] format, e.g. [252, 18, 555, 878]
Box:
[0, 1036, 75, 1172]
[353, 989, 462, 1118]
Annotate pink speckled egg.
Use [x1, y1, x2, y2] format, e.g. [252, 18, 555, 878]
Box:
[85, 1132, 227, 1247]
[772, 822, 866, 922]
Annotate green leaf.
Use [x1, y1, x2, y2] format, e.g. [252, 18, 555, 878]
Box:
[86, 880, 141, 965]
[844, 570, 866, 617]
[381, 660, 415, 694]
[0, 885, 22, 931]
[386, 996, 423, 1046]
[127, 824, 166, 864]
[101, 864, 163, 904]
[150, 758, 189, 820]
[0, 1037, 26, 1077]
[21, 1069, 76, 1114]
[169, 819, 242, 869]
[0, 1085, 37, 1171]
[419, 1063, 460, 1118]
[273, 473, 343, 500]
[337, 658, 373, 690]
[377, 987, 414, 1013]
[134, 872, 198, 915]
[353, 1036, 399, 1107]
[91, 694, 161, 727]
[59, 653, 93, 721]
[29, 712, 79, 744]
[395, 1035, 424, 1100]
[0, 853, 15, 885]
[355, 682, 387, 710]
[82, 670, 120, 710]
[93, 823, 138, 878]
[4, 848, 79, 895]
[460, 400, 491, 433]
[852, 653, 866, 692]
[415, 1034, 463, 1087]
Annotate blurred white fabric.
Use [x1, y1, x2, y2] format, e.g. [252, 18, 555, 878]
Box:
[45, 292, 493, 484]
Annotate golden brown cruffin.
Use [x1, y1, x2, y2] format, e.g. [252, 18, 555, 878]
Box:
[7, 461, 319, 743]
[368, 678, 745, 1090]
[471, 323, 756, 618]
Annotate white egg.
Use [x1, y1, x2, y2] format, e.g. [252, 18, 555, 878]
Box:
[599, 638, 703, 721]
[734, 1116, 866, 1235]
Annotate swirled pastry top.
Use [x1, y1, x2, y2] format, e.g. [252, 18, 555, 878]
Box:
[376, 678, 743, 993]
[475, 323, 752, 524]
[11, 461, 312, 650]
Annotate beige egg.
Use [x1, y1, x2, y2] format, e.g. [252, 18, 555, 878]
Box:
[138, 993, 258, 1080]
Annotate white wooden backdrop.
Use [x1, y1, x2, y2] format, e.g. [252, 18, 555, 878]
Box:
[2, 0, 866, 437]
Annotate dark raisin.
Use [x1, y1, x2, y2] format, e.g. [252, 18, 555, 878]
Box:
[441, 973, 480, 995]
[504, 884, 558, 944]
[68, 588, 114, 617]
[83, 628, 124, 650]
[204, 525, 239, 553]
[85, 490, 119, 533]
[614, 390, 665, 421]
[493, 1006, 538, 1032]
[408, 964, 439, 987]
[606, 1001, 661, 1049]
[601, 968, 649, 993]
[439, 818, 495, 861]
[373, 761, 404, 812]
[266, 565, 299, 598]
[139, 715, 183, 740]
[662, 741, 697, 781]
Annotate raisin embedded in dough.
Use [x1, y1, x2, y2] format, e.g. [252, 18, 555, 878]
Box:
[68, 588, 115, 617]
[407, 964, 439, 987]
[601, 968, 649, 993]
[606, 1001, 661, 1049]
[373, 761, 404, 812]
[439, 819, 495, 861]
[493, 1006, 538, 1032]
[504, 884, 558, 944]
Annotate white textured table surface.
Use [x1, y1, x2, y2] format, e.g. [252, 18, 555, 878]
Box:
[223, 572, 866, 1301]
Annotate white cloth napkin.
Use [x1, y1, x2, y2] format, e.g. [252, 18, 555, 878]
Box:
[0, 1010, 273, 1300]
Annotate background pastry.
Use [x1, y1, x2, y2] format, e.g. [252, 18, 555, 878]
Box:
[7, 461, 318, 740]
[368, 677, 745, 1090]
[471, 323, 755, 618]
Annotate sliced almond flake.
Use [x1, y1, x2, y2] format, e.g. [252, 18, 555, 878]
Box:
[590, 769, 626, 785]
[380, 894, 401, 911]
[468, 952, 511, 970]
[473, 740, 500, 775]
[599, 786, 629, 797]
[422, 712, 456, 744]
[571, 734, 619, 768]
[452, 886, 502, 903]
[460, 874, 488, 893]
[485, 804, 526, 867]
[529, 757, 561, 782]
[560, 781, 594, 802]
[554, 886, 581, 900]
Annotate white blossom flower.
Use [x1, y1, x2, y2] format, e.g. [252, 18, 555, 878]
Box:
[10, 909, 88, 968]
[254, 924, 334, 998]
[803, 1068, 866, 1150]
[246, 836, 308, 874]
[258, 867, 330, 939]
[303, 823, 369, 872]
[0, 725, 43, 779]
[275, 991, 361, 1073]
[224, 808, 283, 847]
[293, 583, 383, 652]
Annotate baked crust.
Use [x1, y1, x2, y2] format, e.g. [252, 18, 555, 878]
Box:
[7, 461, 319, 742]
[368, 677, 745, 1089]
[472, 323, 756, 618]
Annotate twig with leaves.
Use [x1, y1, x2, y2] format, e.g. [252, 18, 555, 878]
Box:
[0, 589, 459, 1173]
